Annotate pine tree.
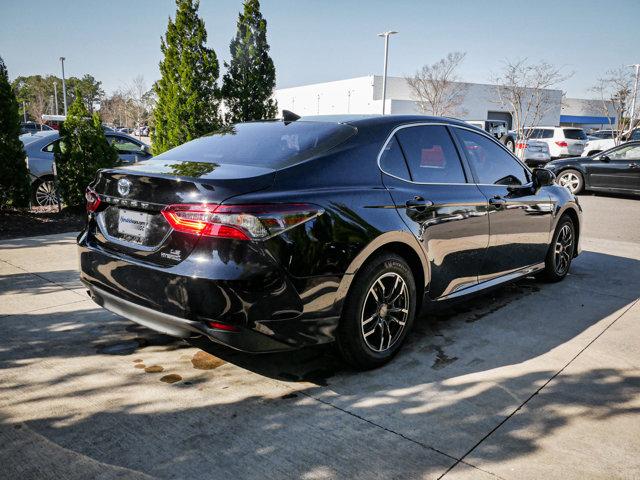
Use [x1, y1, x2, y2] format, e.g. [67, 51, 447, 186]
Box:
[54, 95, 118, 207]
[0, 56, 30, 209]
[152, 0, 220, 155]
[222, 0, 277, 123]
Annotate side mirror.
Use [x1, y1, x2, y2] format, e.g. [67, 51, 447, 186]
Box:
[139, 144, 150, 155]
[600, 155, 610, 163]
[532, 168, 555, 189]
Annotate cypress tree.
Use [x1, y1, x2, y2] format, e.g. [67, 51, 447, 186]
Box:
[153, 0, 220, 155]
[55, 95, 118, 207]
[0, 56, 30, 209]
[222, 0, 277, 123]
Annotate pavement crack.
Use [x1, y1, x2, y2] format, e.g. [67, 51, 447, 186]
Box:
[437, 297, 640, 479]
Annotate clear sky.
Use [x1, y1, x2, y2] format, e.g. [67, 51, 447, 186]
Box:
[1, 0, 638, 98]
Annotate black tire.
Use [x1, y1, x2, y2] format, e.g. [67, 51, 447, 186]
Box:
[540, 215, 576, 282]
[504, 137, 515, 152]
[336, 253, 417, 370]
[556, 169, 584, 194]
[31, 177, 59, 207]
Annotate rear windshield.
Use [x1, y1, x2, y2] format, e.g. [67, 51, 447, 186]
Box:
[525, 128, 554, 139]
[153, 121, 356, 169]
[563, 129, 588, 140]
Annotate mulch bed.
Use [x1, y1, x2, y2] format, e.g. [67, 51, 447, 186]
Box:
[0, 205, 86, 241]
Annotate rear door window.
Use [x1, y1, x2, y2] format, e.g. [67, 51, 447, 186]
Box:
[455, 128, 529, 186]
[394, 125, 467, 183]
[379, 136, 410, 180]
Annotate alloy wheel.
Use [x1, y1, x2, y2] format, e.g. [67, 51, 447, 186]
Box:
[558, 172, 580, 193]
[554, 224, 574, 275]
[35, 180, 58, 206]
[361, 272, 409, 352]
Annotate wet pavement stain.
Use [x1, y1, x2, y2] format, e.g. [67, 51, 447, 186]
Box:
[144, 365, 164, 373]
[191, 351, 225, 370]
[160, 374, 182, 384]
[431, 346, 458, 370]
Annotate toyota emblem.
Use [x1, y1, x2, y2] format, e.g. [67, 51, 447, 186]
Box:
[117, 178, 132, 197]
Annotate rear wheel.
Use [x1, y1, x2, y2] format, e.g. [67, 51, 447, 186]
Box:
[336, 253, 416, 370]
[504, 137, 515, 152]
[556, 169, 583, 194]
[32, 177, 59, 207]
[540, 215, 575, 282]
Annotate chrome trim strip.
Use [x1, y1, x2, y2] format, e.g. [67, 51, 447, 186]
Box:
[376, 121, 531, 185]
[436, 262, 545, 301]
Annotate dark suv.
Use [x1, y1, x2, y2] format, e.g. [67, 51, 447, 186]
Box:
[79, 115, 582, 369]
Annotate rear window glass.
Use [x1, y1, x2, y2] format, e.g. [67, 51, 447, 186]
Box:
[563, 129, 587, 140]
[153, 121, 356, 169]
[525, 128, 554, 139]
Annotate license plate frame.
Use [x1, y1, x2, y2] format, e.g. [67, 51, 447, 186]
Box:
[117, 208, 150, 242]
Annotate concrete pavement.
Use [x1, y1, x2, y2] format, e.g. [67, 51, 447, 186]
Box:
[0, 194, 639, 479]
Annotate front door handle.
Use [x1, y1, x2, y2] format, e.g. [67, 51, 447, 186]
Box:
[629, 163, 640, 169]
[405, 196, 434, 209]
[489, 196, 507, 207]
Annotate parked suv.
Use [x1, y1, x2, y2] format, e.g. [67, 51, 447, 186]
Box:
[79, 115, 582, 369]
[524, 127, 588, 158]
[466, 120, 516, 152]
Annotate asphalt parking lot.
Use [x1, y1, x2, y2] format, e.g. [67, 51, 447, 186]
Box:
[1, 193, 639, 480]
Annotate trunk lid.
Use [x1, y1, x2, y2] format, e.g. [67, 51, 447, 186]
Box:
[89, 160, 275, 266]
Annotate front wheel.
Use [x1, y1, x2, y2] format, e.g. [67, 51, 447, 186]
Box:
[32, 177, 59, 207]
[540, 216, 576, 282]
[336, 253, 417, 370]
[504, 138, 515, 152]
[556, 169, 584, 194]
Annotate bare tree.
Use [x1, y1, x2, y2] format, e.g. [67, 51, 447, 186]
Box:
[406, 52, 469, 117]
[491, 59, 571, 156]
[591, 66, 635, 144]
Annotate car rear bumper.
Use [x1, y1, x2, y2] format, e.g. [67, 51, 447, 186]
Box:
[78, 232, 342, 352]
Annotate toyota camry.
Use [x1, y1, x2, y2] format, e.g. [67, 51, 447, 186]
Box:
[78, 114, 582, 369]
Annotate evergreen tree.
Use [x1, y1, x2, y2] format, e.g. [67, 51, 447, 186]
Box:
[0, 56, 30, 209]
[222, 0, 277, 123]
[55, 95, 117, 207]
[152, 0, 220, 155]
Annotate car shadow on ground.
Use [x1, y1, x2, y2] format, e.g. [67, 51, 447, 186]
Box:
[1, 250, 639, 478]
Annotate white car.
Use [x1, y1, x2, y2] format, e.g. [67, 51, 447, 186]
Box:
[515, 139, 551, 167]
[523, 127, 588, 158]
[582, 128, 640, 157]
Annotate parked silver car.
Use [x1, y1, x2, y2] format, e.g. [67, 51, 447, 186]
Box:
[515, 139, 551, 167]
[20, 131, 152, 206]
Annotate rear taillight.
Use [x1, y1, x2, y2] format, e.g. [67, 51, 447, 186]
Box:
[516, 142, 528, 150]
[85, 187, 101, 212]
[161, 203, 323, 241]
[555, 141, 568, 147]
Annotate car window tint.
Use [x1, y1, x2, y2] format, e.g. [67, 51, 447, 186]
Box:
[632, 130, 640, 141]
[395, 125, 466, 183]
[608, 145, 640, 161]
[109, 136, 142, 153]
[563, 129, 588, 140]
[43, 140, 59, 153]
[379, 135, 410, 180]
[456, 128, 529, 186]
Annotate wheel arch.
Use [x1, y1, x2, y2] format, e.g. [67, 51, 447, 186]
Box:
[555, 205, 581, 258]
[333, 232, 428, 316]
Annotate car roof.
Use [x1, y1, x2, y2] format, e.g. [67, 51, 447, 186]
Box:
[298, 114, 472, 129]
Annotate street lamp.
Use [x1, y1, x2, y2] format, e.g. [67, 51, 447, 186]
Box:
[378, 31, 397, 115]
[59, 57, 68, 116]
[628, 64, 640, 126]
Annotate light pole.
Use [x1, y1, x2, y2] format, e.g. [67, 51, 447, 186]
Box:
[53, 80, 59, 115]
[59, 57, 68, 116]
[378, 31, 397, 115]
[347, 89, 353, 113]
[628, 64, 640, 126]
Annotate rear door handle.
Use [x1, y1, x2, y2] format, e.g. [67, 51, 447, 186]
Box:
[489, 196, 507, 207]
[405, 196, 434, 209]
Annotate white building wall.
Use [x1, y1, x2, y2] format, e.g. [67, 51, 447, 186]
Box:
[275, 76, 563, 127]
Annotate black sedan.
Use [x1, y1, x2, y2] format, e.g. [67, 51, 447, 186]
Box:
[545, 141, 640, 195]
[78, 115, 582, 369]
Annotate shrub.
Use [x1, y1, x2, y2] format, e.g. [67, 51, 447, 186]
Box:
[0, 56, 30, 209]
[54, 96, 118, 207]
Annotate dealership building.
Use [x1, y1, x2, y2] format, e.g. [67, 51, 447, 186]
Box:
[274, 75, 616, 131]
